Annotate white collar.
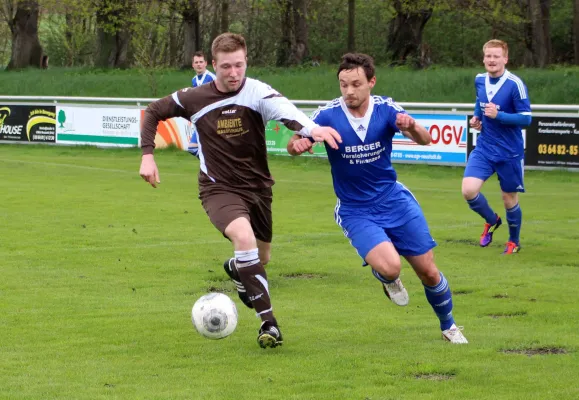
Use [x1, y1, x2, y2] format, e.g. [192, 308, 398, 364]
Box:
[485, 70, 510, 102]
[339, 96, 374, 142]
[195, 71, 208, 86]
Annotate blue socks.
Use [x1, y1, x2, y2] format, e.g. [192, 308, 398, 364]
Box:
[506, 203, 522, 244]
[424, 272, 455, 331]
[467, 193, 496, 224]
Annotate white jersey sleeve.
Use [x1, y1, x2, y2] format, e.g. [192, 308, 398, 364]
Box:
[250, 79, 318, 136]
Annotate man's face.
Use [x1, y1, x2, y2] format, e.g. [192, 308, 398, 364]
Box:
[192, 56, 207, 74]
[483, 47, 508, 77]
[212, 49, 247, 92]
[338, 67, 375, 110]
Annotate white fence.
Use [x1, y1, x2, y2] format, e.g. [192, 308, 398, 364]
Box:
[1, 95, 578, 113]
[1, 96, 578, 170]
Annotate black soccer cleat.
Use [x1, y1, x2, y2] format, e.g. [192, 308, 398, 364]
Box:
[257, 320, 283, 349]
[223, 258, 253, 309]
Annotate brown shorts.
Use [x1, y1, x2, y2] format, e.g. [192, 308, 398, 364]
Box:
[198, 174, 273, 243]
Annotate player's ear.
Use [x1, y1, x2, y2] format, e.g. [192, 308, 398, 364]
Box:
[369, 76, 377, 89]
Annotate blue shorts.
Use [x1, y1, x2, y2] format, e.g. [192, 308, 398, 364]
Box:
[334, 183, 437, 262]
[464, 148, 525, 193]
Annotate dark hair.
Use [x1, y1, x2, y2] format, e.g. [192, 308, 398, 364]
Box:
[192, 51, 206, 60]
[211, 33, 247, 59]
[337, 53, 375, 81]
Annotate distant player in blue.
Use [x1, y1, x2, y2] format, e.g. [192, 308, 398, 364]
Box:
[188, 51, 216, 157]
[462, 40, 532, 254]
[287, 53, 468, 344]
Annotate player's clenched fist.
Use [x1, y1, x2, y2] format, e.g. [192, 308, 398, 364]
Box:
[469, 116, 482, 130]
[395, 113, 416, 131]
[484, 102, 498, 119]
[291, 137, 314, 155]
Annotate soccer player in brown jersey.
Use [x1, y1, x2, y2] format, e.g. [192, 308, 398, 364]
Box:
[139, 32, 341, 349]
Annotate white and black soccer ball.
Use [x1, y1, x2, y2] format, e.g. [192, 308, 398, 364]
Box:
[191, 293, 238, 339]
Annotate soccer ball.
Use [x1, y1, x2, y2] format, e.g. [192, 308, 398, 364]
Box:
[191, 293, 238, 339]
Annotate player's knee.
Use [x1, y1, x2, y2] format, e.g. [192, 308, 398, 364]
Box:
[260, 251, 271, 266]
[229, 229, 257, 249]
[418, 266, 440, 287]
[502, 192, 518, 208]
[372, 258, 401, 280]
[461, 184, 478, 201]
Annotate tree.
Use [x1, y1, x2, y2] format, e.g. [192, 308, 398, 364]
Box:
[387, 0, 433, 68]
[347, 0, 355, 52]
[180, 0, 200, 68]
[574, 0, 579, 64]
[276, 0, 292, 66]
[4, 0, 45, 69]
[220, 0, 229, 32]
[291, 0, 308, 63]
[524, 0, 551, 67]
[95, 0, 135, 68]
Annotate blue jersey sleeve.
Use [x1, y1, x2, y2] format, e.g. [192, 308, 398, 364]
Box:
[473, 78, 483, 118]
[495, 77, 531, 126]
[512, 80, 531, 115]
[383, 97, 406, 133]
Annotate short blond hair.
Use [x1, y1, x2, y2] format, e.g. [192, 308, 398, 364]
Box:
[211, 33, 247, 60]
[483, 39, 508, 57]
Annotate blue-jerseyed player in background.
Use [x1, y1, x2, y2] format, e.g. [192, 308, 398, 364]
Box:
[287, 53, 468, 344]
[188, 51, 216, 157]
[462, 40, 532, 254]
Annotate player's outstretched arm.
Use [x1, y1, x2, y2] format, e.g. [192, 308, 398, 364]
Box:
[287, 134, 314, 156]
[395, 113, 431, 145]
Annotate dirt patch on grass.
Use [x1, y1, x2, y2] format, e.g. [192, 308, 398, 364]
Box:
[207, 286, 232, 293]
[488, 311, 527, 318]
[442, 238, 479, 246]
[452, 290, 473, 295]
[415, 373, 455, 381]
[280, 273, 325, 279]
[502, 347, 568, 356]
[492, 293, 509, 299]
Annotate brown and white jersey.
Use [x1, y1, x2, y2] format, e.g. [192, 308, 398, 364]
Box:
[141, 77, 317, 189]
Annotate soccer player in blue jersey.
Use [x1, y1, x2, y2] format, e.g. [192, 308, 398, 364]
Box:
[188, 51, 217, 157]
[462, 40, 531, 254]
[287, 53, 468, 344]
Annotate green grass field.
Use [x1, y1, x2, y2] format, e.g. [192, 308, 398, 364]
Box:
[1, 145, 578, 399]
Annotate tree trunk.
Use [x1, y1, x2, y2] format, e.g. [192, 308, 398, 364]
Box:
[291, 0, 308, 63]
[167, 1, 179, 66]
[6, 0, 44, 70]
[540, 0, 552, 65]
[386, 1, 432, 68]
[220, 0, 229, 32]
[574, 0, 579, 64]
[276, 0, 292, 67]
[209, 0, 220, 51]
[527, 0, 551, 67]
[182, 0, 199, 68]
[347, 0, 355, 52]
[95, 0, 133, 68]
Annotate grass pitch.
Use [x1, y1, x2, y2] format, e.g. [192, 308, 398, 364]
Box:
[1, 145, 578, 399]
